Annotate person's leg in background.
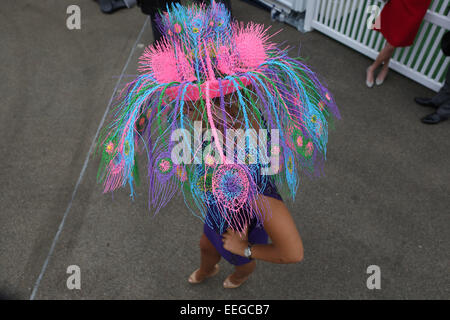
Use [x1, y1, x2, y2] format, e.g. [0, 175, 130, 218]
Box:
[430, 67, 450, 107]
[97, 0, 137, 14]
[435, 100, 450, 120]
[421, 66, 450, 124]
[415, 31, 450, 123]
[366, 42, 396, 87]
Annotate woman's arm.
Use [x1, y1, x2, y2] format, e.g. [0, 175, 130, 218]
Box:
[222, 195, 304, 264]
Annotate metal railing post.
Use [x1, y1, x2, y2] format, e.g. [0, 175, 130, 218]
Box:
[304, 0, 316, 32]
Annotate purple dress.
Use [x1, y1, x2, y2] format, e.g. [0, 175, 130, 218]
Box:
[203, 180, 282, 266]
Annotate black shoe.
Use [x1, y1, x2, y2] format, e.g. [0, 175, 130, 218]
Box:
[414, 97, 437, 108]
[421, 113, 447, 124]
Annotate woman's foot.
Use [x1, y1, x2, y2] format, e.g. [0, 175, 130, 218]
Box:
[188, 264, 220, 284]
[376, 65, 389, 86]
[223, 273, 250, 289]
[366, 66, 375, 88]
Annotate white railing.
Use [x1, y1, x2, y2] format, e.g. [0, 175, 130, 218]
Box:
[304, 0, 450, 91]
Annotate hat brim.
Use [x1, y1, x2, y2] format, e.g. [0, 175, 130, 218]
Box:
[164, 76, 252, 102]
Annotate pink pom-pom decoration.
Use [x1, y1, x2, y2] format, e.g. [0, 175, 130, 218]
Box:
[139, 40, 196, 83]
[234, 22, 271, 71]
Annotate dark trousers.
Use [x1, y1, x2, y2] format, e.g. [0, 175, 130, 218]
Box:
[138, 0, 232, 43]
[432, 66, 450, 117]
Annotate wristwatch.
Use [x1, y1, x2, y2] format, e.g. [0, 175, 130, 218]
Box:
[244, 243, 253, 259]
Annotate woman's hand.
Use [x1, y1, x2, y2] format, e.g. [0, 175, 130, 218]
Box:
[222, 227, 249, 257]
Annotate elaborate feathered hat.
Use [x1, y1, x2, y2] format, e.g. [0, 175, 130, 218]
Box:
[97, 1, 340, 231]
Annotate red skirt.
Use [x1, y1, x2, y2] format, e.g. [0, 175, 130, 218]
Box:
[375, 0, 432, 47]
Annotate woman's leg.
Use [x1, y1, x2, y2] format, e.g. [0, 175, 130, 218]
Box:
[196, 233, 221, 280]
[376, 42, 395, 82]
[367, 42, 396, 83]
[226, 260, 256, 286]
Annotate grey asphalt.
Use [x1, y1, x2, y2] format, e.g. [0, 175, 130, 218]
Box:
[0, 0, 448, 300]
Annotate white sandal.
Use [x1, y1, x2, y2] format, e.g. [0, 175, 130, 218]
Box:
[366, 67, 374, 88]
[188, 264, 220, 284]
[223, 274, 250, 289]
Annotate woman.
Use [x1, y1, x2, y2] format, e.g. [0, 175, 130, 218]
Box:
[185, 97, 304, 288]
[366, 0, 432, 87]
[189, 193, 304, 288]
[97, 1, 339, 290]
